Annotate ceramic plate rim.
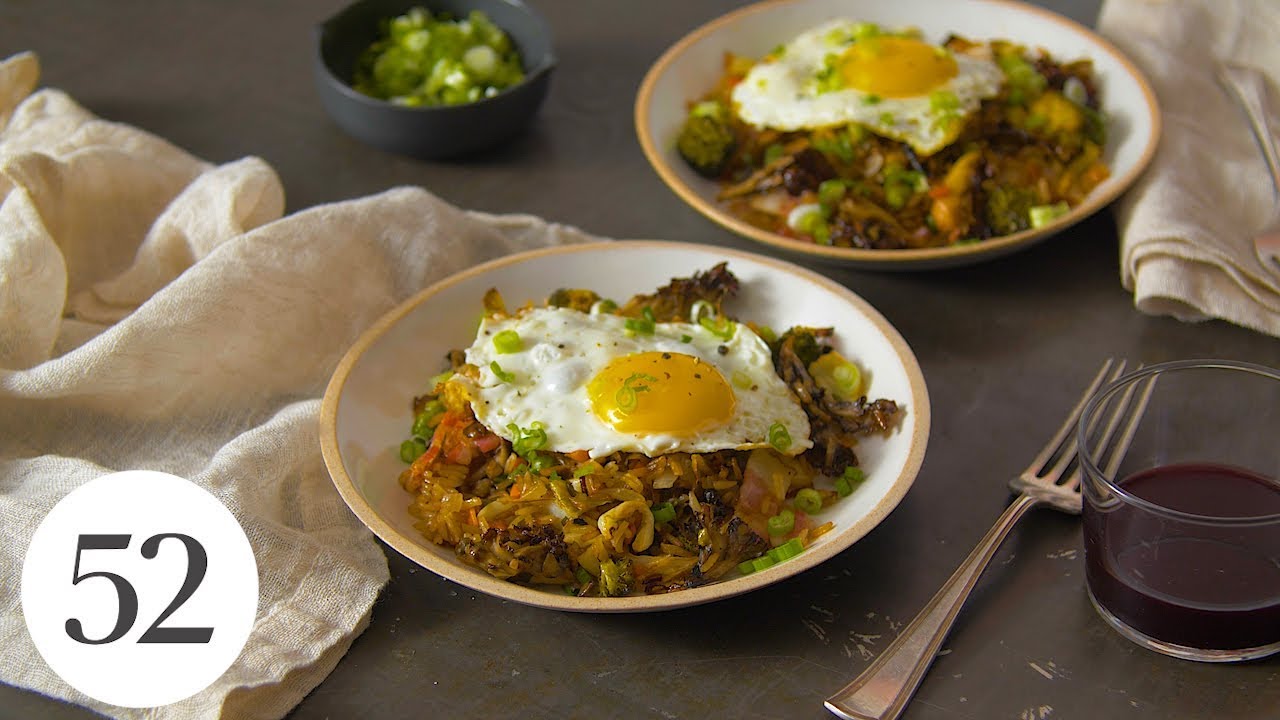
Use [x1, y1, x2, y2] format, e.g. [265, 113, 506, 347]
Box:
[319, 240, 930, 612]
[634, 0, 1162, 270]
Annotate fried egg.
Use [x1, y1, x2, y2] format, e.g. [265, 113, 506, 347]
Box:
[458, 306, 813, 458]
[731, 19, 1004, 156]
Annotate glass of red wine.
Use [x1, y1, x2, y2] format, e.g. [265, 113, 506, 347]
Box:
[1078, 359, 1280, 662]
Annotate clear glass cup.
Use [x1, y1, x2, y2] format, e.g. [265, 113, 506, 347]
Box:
[1078, 359, 1280, 662]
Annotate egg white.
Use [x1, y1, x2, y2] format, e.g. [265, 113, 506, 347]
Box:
[458, 307, 813, 458]
[731, 19, 1004, 156]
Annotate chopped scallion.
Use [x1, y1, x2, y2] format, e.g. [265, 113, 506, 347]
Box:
[767, 508, 795, 536]
[489, 361, 515, 383]
[768, 422, 792, 452]
[834, 476, 853, 497]
[794, 487, 823, 515]
[818, 178, 847, 206]
[509, 421, 548, 457]
[624, 307, 656, 335]
[699, 315, 736, 340]
[493, 329, 522, 354]
[399, 437, 427, 464]
[590, 298, 618, 315]
[528, 453, 552, 472]
[844, 466, 866, 483]
[768, 537, 805, 562]
[651, 501, 676, 525]
[1028, 202, 1070, 228]
[750, 555, 777, 573]
[689, 299, 714, 323]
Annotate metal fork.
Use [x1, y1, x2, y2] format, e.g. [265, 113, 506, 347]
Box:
[825, 359, 1152, 720]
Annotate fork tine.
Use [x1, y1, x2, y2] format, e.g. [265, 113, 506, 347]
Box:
[1026, 358, 1125, 479]
[1062, 364, 1154, 490]
[1099, 371, 1156, 478]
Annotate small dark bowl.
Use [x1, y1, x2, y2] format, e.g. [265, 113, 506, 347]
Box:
[314, 0, 555, 160]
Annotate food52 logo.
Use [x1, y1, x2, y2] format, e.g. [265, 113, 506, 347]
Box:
[22, 471, 258, 708]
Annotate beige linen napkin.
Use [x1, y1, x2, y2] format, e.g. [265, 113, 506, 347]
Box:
[0, 51, 592, 718]
[1099, 0, 1280, 337]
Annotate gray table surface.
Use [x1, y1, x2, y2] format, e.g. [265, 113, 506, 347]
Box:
[3, 1, 1278, 718]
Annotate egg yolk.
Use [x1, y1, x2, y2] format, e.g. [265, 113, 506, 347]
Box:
[587, 351, 736, 436]
[839, 36, 958, 98]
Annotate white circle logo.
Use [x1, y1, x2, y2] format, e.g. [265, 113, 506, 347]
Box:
[21, 471, 258, 708]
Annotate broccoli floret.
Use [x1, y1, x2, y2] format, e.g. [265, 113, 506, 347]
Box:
[676, 101, 736, 178]
[984, 184, 1041, 236]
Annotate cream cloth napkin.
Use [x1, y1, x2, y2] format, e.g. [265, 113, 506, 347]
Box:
[0, 51, 592, 718]
[1099, 0, 1280, 337]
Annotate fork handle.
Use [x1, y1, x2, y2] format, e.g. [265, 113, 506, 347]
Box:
[825, 493, 1040, 720]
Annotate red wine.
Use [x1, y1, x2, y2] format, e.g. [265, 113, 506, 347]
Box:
[1083, 463, 1280, 651]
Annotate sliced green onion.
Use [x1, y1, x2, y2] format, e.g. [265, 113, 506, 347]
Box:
[528, 453, 552, 473]
[1063, 76, 1088, 106]
[818, 178, 847, 206]
[737, 559, 757, 575]
[624, 307, 656, 335]
[651, 501, 676, 525]
[884, 168, 928, 192]
[575, 567, 593, 584]
[428, 370, 454, 390]
[699, 315, 736, 340]
[788, 203, 824, 233]
[399, 437, 427, 464]
[731, 370, 754, 390]
[689, 299, 715, 323]
[814, 53, 843, 94]
[852, 21, 881, 40]
[833, 363, 861, 395]
[755, 324, 777, 343]
[411, 402, 444, 436]
[768, 537, 805, 562]
[794, 487, 823, 515]
[680, 334, 693, 343]
[763, 143, 786, 164]
[768, 422, 792, 452]
[751, 555, 777, 572]
[493, 329, 522, 354]
[884, 182, 911, 210]
[590, 298, 618, 315]
[614, 372, 656, 414]
[929, 90, 959, 113]
[489, 361, 515, 383]
[834, 476, 853, 497]
[843, 466, 866, 485]
[767, 508, 795, 536]
[1029, 202, 1070, 229]
[509, 421, 548, 457]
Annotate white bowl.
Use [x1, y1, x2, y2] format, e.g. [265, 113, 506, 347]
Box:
[635, 0, 1161, 270]
[319, 241, 930, 611]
